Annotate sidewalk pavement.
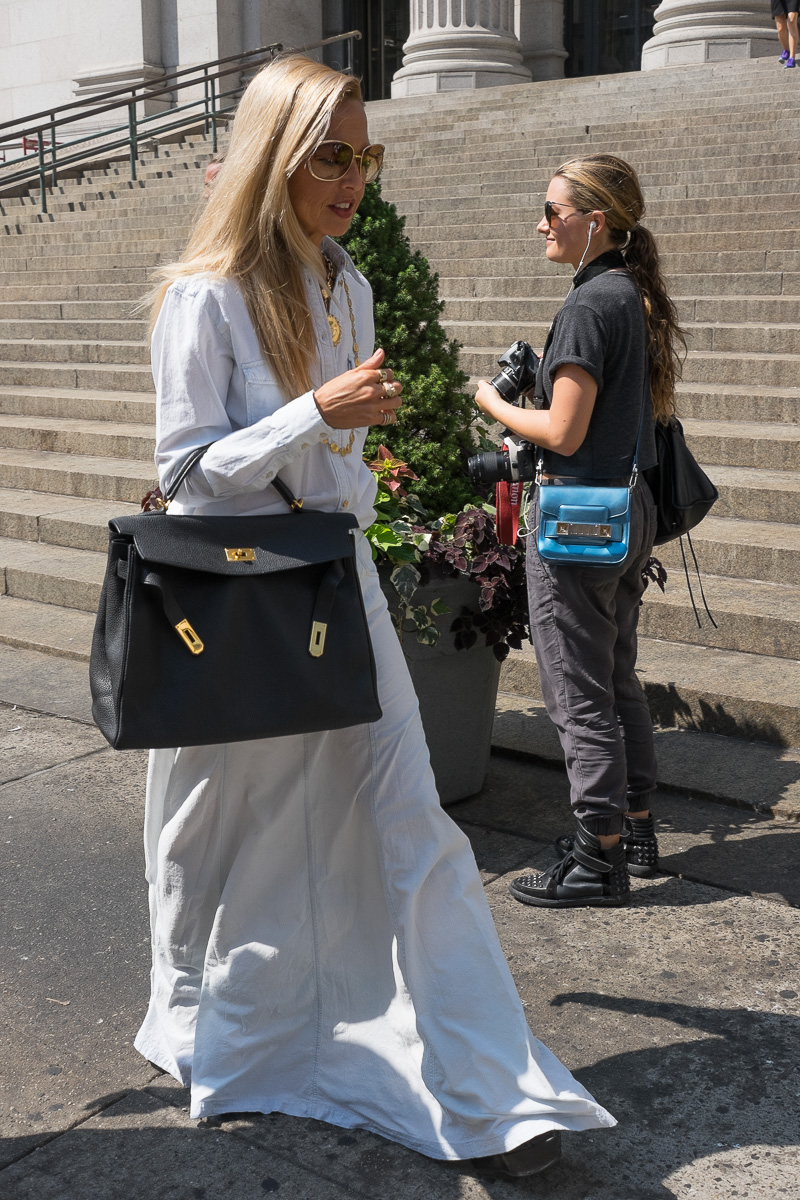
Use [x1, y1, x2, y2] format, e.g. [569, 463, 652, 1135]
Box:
[1, 644, 799, 1200]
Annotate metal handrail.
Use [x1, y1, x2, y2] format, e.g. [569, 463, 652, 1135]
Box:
[0, 31, 362, 214]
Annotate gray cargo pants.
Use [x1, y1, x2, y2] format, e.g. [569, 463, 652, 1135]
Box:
[526, 479, 658, 834]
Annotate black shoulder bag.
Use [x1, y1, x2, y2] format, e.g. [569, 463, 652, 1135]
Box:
[90, 445, 382, 749]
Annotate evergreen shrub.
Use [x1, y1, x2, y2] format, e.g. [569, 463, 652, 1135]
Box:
[341, 181, 477, 515]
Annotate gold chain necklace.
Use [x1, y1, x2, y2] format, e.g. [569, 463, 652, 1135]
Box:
[320, 253, 341, 347]
[320, 273, 361, 457]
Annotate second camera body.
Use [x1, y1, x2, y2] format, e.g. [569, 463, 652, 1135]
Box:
[467, 340, 541, 486]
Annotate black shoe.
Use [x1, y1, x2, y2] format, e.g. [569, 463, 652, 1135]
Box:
[471, 1129, 562, 1177]
[555, 813, 659, 879]
[510, 823, 630, 908]
[625, 813, 659, 877]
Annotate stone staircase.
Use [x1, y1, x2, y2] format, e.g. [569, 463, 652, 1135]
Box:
[1, 56, 799, 810]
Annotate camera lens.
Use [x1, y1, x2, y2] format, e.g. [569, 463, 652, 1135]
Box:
[466, 450, 515, 486]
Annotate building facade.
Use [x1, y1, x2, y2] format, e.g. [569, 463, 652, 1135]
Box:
[0, 0, 776, 126]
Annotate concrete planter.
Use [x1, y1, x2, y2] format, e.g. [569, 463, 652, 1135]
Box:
[379, 566, 501, 806]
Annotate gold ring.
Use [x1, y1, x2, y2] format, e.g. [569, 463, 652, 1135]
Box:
[381, 410, 391, 425]
[382, 381, 397, 399]
[378, 369, 388, 384]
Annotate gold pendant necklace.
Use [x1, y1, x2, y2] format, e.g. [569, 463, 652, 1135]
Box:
[321, 253, 341, 346]
[324, 300, 341, 346]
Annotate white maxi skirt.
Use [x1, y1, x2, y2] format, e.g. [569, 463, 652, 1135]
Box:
[135, 533, 615, 1159]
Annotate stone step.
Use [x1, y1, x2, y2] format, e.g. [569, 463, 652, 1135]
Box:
[0, 385, 155, 423]
[638, 572, 800, 662]
[0, 337, 148, 365]
[499, 636, 800, 748]
[0, 488, 138, 552]
[416, 243, 782, 274]
[675, 382, 800, 425]
[681, 350, 800, 388]
[0, 594, 95, 661]
[444, 318, 800, 357]
[657, 515, 800, 586]
[703, 464, 800, 524]
[404, 204, 800, 237]
[0, 282, 144, 302]
[443, 295, 800, 327]
[0, 448, 154, 503]
[0, 318, 146, 341]
[0, 300, 139, 320]
[438, 268, 792, 298]
[0, 414, 155, 461]
[0, 268, 151, 287]
[0, 361, 153, 392]
[682, 418, 800, 471]
[0, 534, 105, 611]
[457, 345, 800, 387]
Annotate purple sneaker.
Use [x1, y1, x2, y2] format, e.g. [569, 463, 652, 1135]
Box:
[785, 56, 796, 68]
[780, 49, 790, 62]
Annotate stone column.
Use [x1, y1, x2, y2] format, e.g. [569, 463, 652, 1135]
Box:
[391, 0, 531, 97]
[518, 0, 567, 80]
[642, 0, 776, 69]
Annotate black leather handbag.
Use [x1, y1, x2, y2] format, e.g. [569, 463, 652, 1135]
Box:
[644, 416, 719, 546]
[90, 447, 382, 750]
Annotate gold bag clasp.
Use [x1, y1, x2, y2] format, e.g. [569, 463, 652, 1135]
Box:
[175, 619, 204, 655]
[309, 621, 327, 657]
[225, 547, 255, 562]
[556, 521, 612, 539]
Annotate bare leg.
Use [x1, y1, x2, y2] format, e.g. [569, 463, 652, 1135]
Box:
[776, 16, 789, 53]
[788, 13, 798, 58]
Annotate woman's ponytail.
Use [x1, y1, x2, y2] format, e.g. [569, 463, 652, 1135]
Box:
[623, 224, 686, 422]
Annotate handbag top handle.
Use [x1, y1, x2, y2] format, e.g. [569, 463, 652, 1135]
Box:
[162, 444, 304, 514]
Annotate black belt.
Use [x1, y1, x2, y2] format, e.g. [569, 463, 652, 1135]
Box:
[539, 473, 630, 487]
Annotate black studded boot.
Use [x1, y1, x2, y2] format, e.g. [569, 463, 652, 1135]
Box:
[509, 822, 630, 909]
[624, 813, 659, 877]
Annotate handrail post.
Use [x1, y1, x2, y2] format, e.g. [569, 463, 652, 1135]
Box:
[37, 130, 47, 213]
[210, 75, 217, 154]
[203, 68, 210, 136]
[128, 96, 138, 181]
[49, 112, 57, 188]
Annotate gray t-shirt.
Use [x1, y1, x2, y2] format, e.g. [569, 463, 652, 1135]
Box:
[536, 268, 656, 478]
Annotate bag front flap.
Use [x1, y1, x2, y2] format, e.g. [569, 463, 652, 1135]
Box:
[108, 510, 359, 575]
[538, 485, 631, 522]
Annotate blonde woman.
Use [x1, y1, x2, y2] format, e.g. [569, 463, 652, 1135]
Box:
[138, 55, 615, 1176]
[476, 154, 685, 908]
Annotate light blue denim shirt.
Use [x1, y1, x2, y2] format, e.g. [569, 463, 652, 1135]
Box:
[152, 238, 377, 526]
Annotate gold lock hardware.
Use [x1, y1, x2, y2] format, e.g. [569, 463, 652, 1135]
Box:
[175, 619, 204, 654]
[309, 621, 327, 657]
[225, 547, 255, 562]
[556, 521, 612, 539]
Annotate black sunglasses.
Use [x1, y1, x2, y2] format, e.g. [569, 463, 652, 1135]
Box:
[543, 201, 587, 228]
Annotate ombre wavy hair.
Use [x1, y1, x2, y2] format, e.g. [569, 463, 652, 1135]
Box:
[148, 54, 363, 400]
[554, 153, 686, 421]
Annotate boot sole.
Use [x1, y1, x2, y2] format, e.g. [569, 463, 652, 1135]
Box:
[509, 885, 629, 908]
[627, 862, 658, 878]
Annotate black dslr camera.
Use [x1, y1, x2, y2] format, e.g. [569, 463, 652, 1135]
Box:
[467, 341, 540, 486]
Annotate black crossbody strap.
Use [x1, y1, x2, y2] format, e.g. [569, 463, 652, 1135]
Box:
[164, 444, 304, 513]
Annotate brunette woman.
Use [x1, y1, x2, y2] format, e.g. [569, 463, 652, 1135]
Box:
[476, 153, 685, 908]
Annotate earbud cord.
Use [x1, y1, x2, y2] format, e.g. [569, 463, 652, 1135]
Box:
[573, 222, 596, 281]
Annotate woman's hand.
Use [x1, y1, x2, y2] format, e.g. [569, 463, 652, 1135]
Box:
[313, 348, 403, 430]
[474, 379, 509, 424]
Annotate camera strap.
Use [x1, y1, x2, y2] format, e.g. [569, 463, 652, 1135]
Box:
[496, 479, 524, 545]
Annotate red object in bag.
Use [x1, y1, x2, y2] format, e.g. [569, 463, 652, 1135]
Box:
[495, 480, 523, 546]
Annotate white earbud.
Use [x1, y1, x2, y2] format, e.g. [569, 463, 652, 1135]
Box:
[589, 220, 597, 234]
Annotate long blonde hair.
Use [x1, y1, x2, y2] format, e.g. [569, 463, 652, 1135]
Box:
[149, 54, 363, 399]
[554, 153, 686, 421]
